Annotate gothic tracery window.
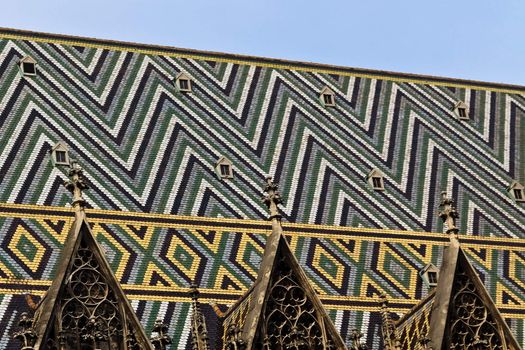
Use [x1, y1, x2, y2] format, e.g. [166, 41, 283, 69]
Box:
[260, 247, 333, 349]
[448, 263, 504, 349]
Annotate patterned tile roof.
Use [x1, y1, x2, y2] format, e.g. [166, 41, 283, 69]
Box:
[396, 292, 434, 349]
[0, 28, 523, 349]
[0, 203, 521, 348]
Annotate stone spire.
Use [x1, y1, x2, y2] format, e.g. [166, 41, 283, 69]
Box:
[379, 295, 401, 350]
[190, 284, 210, 350]
[438, 191, 459, 240]
[429, 191, 520, 349]
[63, 160, 89, 215]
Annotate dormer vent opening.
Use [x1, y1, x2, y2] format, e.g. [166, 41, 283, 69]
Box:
[175, 72, 192, 93]
[51, 142, 70, 166]
[20, 56, 37, 76]
[320, 87, 336, 107]
[215, 157, 233, 179]
[419, 263, 439, 288]
[453, 101, 469, 120]
[508, 181, 525, 203]
[367, 169, 385, 191]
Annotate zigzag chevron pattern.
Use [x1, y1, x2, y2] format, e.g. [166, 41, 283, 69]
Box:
[0, 36, 523, 237]
[0, 32, 524, 349]
[0, 205, 524, 348]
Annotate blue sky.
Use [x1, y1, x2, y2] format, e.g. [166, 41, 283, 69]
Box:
[2, 0, 524, 85]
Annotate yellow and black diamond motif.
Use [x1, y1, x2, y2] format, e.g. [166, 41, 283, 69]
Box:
[378, 243, 417, 298]
[7, 221, 47, 274]
[312, 242, 345, 290]
[165, 234, 202, 283]
[235, 233, 264, 278]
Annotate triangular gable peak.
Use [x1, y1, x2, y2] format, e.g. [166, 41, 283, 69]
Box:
[51, 142, 68, 152]
[224, 178, 346, 349]
[428, 192, 521, 349]
[508, 180, 524, 191]
[366, 168, 382, 179]
[429, 241, 521, 349]
[320, 86, 335, 96]
[176, 71, 191, 80]
[216, 156, 232, 166]
[29, 164, 154, 349]
[20, 55, 37, 64]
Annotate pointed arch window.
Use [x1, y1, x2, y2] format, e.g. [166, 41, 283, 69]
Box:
[320, 86, 336, 107]
[20, 56, 37, 76]
[215, 157, 233, 179]
[453, 101, 469, 120]
[175, 72, 192, 93]
[51, 142, 70, 166]
[367, 169, 385, 191]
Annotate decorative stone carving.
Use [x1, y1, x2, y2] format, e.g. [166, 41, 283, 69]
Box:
[348, 329, 368, 350]
[13, 312, 37, 350]
[449, 272, 504, 349]
[150, 320, 171, 350]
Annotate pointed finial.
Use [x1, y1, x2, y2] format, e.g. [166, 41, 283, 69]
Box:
[63, 160, 89, 210]
[379, 295, 401, 350]
[225, 325, 246, 350]
[150, 319, 172, 350]
[438, 191, 459, 239]
[348, 328, 368, 349]
[13, 312, 37, 350]
[262, 177, 283, 220]
[190, 284, 210, 350]
[418, 335, 433, 350]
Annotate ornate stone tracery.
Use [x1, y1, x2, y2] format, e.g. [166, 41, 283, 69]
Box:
[449, 271, 504, 350]
[261, 253, 326, 349]
[59, 237, 125, 349]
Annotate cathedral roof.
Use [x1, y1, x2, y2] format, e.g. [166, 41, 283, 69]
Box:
[1, 26, 524, 92]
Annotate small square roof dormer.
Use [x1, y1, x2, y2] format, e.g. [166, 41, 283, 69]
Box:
[419, 263, 439, 288]
[507, 181, 525, 203]
[453, 101, 469, 120]
[320, 86, 336, 107]
[175, 72, 192, 93]
[20, 56, 37, 76]
[51, 142, 70, 166]
[215, 157, 233, 179]
[366, 168, 385, 191]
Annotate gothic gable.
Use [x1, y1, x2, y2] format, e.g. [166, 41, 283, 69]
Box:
[226, 178, 347, 349]
[32, 219, 153, 350]
[252, 235, 343, 349]
[440, 248, 519, 349]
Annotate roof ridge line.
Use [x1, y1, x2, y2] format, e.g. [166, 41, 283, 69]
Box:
[1, 26, 524, 92]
